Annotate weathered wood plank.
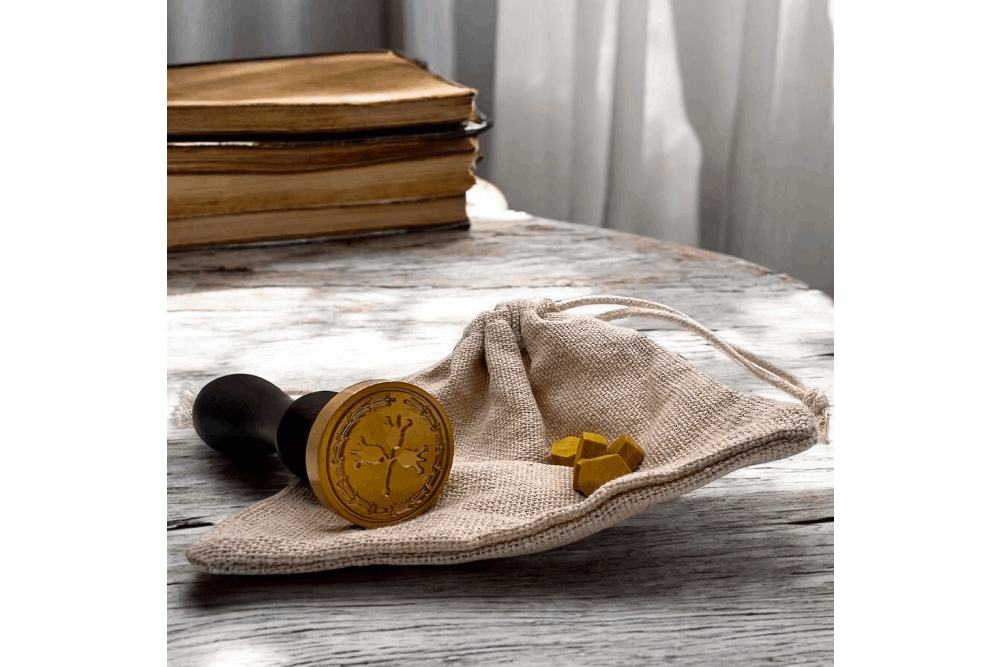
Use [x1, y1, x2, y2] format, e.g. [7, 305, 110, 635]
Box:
[167, 214, 833, 665]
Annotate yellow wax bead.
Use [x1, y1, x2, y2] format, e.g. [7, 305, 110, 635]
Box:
[550, 436, 580, 466]
[573, 454, 632, 496]
[575, 432, 608, 462]
[607, 433, 645, 471]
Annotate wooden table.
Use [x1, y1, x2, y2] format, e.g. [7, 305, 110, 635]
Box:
[167, 209, 834, 666]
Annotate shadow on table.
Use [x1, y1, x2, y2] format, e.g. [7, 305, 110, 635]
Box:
[177, 487, 833, 610]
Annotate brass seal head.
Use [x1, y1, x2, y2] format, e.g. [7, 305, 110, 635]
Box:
[305, 380, 454, 528]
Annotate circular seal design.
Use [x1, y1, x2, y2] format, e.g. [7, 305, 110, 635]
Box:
[305, 381, 454, 528]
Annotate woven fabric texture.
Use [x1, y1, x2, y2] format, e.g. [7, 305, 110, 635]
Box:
[187, 298, 824, 574]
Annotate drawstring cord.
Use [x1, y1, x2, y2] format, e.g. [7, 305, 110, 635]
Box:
[555, 295, 831, 443]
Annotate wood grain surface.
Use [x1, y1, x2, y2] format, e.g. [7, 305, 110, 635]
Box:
[167, 212, 834, 666]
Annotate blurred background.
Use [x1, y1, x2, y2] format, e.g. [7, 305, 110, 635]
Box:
[168, 0, 834, 296]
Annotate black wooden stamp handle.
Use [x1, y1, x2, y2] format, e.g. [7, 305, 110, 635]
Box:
[191, 374, 337, 482]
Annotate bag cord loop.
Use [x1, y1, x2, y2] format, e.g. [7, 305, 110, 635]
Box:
[554, 295, 831, 443]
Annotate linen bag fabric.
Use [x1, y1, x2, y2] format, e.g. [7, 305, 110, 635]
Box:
[185, 296, 830, 575]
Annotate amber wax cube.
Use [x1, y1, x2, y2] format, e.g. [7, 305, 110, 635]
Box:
[575, 432, 608, 462]
[607, 434, 645, 471]
[550, 436, 580, 466]
[573, 454, 632, 496]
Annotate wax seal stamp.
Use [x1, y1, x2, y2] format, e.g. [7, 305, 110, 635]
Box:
[191, 374, 454, 528]
[306, 381, 453, 527]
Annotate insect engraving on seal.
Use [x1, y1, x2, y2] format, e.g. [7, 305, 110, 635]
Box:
[348, 414, 430, 497]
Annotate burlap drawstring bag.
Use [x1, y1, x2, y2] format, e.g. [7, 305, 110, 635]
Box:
[183, 295, 830, 575]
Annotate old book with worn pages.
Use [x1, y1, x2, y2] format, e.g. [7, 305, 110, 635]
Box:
[168, 51, 476, 135]
[167, 195, 468, 249]
[167, 52, 487, 249]
[169, 141, 478, 220]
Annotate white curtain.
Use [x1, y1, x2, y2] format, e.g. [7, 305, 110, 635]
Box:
[489, 0, 833, 293]
[168, 0, 834, 295]
[167, 0, 388, 64]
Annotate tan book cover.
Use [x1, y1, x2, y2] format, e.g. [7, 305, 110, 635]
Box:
[168, 150, 477, 221]
[168, 51, 476, 135]
[168, 122, 484, 174]
[167, 195, 468, 249]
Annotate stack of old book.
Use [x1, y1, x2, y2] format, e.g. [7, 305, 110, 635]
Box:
[167, 51, 486, 249]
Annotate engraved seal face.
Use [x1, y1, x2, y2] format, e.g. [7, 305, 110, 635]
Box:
[305, 381, 454, 528]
